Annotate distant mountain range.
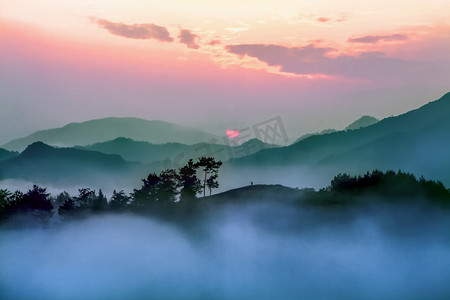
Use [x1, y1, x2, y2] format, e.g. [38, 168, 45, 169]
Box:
[0, 137, 277, 188]
[292, 115, 379, 144]
[230, 92, 450, 185]
[1, 117, 221, 152]
[76, 137, 277, 164]
[0, 142, 147, 189]
[1, 93, 449, 190]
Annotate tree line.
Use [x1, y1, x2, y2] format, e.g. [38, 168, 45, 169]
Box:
[1, 168, 449, 225]
[0, 156, 222, 223]
[306, 170, 450, 206]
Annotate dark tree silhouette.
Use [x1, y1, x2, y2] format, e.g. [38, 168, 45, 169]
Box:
[133, 170, 180, 206]
[132, 172, 161, 207]
[24, 185, 53, 212]
[178, 159, 202, 201]
[75, 188, 96, 210]
[156, 169, 180, 203]
[109, 190, 130, 210]
[58, 198, 77, 218]
[206, 173, 219, 196]
[195, 156, 222, 197]
[54, 191, 71, 207]
[323, 170, 450, 205]
[92, 189, 108, 212]
[2, 185, 54, 223]
[0, 189, 11, 220]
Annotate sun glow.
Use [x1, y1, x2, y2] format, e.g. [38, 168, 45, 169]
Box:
[226, 130, 240, 138]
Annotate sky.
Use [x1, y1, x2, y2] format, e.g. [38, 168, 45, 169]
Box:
[0, 0, 449, 145]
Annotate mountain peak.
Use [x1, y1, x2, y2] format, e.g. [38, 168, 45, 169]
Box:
[345, 115, 379, 131]
[25, 141, 54, 150]
[21, 141, 55, 156]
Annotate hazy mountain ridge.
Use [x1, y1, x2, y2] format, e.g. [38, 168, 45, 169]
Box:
[317, 113, 450, 179]
[293, 129, 337, 144]
[0, 142, 148, 188]
[292, 115, 378, 145]
[1, 117, 221, 152]
[233, 92, 450, 167]
[345, 115, 379, 130]
[0, 138, 276, 189]
[228, 92, 450, 185]
[1, 93, 449, 189]
[77, 137, 277, 164]
[0, 148, 18, 162]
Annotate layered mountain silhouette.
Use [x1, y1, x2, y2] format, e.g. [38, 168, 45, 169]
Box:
[0, 148, 18, 162]
[1, 117, 220, 152]
[231, 92, 450, 185]
[0, 142, 147, 188]
[345, 115, 379, 130]
[0, 138, 276, 188]
[76, 137, 277, 164]
[293, 115, 378, 145]
[293, 129, 337, 144]
[1, 93, 449, 189]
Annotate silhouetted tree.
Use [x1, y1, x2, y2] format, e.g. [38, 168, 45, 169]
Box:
[75, 188, 96, 210]
[325, 170, 450, 205]
[178, 159, 202, 201]
[0, 189, 11, 220]
[58, 198, 77, 218]
[156, 169, 180, 203]
[133, 169, 180, 206]
[206, 174, 219, 196]
[195, 157, 222, 197]
[109, 190, 130, 211]
[3, 185, 54, 223]
[54, 191, 71, 207]
[92, 189, 108, 212]
[132, 172, 161, 207]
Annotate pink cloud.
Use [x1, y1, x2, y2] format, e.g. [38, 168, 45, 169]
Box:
[94, 18, 173, 42]
[348, 34, 408, 44]
[317, 17, 330, 23]
[208, 40, 221, 46]
[179, 29, 200, 49]
[226, 43, 420, 81]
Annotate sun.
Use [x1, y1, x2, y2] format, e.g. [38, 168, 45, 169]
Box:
[226, 129, 240, 138]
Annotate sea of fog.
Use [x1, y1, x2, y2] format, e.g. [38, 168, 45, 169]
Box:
[1, 201, 450, 299]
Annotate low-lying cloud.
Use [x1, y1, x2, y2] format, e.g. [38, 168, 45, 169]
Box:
[94, 18, 173, 42]
[1, 201, 450, 299]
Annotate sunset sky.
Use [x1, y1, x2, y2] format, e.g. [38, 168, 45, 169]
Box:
[1, 0, 449, 144]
